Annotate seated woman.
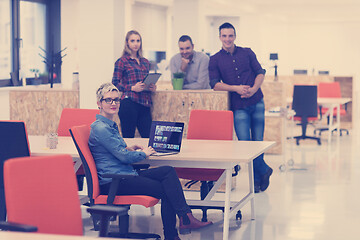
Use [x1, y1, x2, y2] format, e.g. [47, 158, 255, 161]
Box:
[89, 83, 212, 240]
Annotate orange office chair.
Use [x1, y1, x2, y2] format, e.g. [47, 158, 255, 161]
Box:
[57, 108, 99, 191]
[314, 82, 349, 136]
[57, 108, 99, 136]
[292, 85, 321, 145]
[70, 125, 160, 239]
[175, 110, 241, 222]
[0, 154, 127, 237]
[0, 121, 30, 222]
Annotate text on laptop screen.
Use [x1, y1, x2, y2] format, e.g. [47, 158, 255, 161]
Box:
[149, 121, 184, 152]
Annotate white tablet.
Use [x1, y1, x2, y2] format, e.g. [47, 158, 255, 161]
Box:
[142, 73, 161, 86]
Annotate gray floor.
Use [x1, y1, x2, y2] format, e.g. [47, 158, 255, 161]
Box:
[82, 124, 360, 240]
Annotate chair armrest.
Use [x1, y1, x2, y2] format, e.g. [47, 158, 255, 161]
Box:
[132, 163, 150, 171]
[102, 174, 133, 205]
[87, 205, 128, 217]
[102, 173, 129, 179]
[87, 205, 129, 237]
[0, 221, 37, 232]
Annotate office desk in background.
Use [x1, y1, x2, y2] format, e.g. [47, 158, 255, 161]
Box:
[29, 136, 275, 240]
[0, 231, 127, 240]
[287, 97, 351, 144]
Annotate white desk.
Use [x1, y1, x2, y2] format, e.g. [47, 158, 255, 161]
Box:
[0, 231, 126, 240]
[287, 97, 351, 144]
[29, 136, 275, 240]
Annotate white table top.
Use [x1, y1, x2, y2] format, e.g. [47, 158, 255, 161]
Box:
[287, 97, 351, 106]
[29, 136, 275, 170]
[0, 231, 122, 240]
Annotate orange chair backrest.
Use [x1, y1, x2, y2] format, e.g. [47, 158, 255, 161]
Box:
[187, 110, 233, 140]
[70, 125, 101, 201]
[318, 82, 342, 98]
[57, 108, 99, 136]
[3, 155, 83, 235]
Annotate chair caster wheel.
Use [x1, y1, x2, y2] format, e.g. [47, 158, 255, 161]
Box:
[288, 159, 294, 166]
[279, 164, 286, 172]
[236, 210, 242, 220]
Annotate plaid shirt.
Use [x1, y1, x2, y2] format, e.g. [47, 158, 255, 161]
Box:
[112, 55, 152, 107]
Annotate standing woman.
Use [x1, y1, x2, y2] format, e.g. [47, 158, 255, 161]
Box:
[112, 30, 156, 138]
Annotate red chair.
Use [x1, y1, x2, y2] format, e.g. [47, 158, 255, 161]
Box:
[175, 110, 241, 222]
[70, 125, 160, 239]
[314, 82, 349, 136]
[0, 154, 126, 237]
[57, 108, 99, 191]
[57, 108, 99, 136]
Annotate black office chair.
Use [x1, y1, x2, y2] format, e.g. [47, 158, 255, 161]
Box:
[292, 85, 321, 145]
[0, 121, 30, 221]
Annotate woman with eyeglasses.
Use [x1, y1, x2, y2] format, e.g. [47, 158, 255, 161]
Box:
[112, 30, 155, 138]
[89, 83, 212, 240]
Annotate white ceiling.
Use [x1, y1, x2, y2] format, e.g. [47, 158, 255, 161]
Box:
[213, 0, 360, 22]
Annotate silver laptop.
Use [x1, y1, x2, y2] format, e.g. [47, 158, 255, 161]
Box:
[148, 121, 184, 156]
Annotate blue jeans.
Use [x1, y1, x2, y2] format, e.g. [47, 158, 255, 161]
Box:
[234, 99, 270, 183]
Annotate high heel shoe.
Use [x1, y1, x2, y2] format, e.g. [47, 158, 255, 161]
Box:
[179, 213, 212, 234]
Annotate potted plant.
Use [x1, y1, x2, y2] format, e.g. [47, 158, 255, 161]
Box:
[39, 72, 49, 84]
[172, 72, 185, 90]
[29, 68, 42, 85]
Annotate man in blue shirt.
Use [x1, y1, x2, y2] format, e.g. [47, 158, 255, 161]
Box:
[170, 35, 210, 89]
[209, 22, 273, 193]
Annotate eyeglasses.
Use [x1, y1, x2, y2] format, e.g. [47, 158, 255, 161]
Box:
[101, 98, 121, 104]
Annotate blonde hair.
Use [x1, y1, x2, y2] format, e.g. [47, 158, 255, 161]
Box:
[96, 83, 119, 102]
[122, 30, 143, 58]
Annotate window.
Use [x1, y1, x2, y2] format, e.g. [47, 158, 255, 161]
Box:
[0, 0, 60, 87]
[0, 0, 12, 85]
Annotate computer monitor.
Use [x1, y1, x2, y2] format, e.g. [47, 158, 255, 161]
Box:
[293, 69, 308, 75]
[318, 70, 329, 75]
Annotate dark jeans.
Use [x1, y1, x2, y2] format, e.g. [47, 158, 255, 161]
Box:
[233, 99, 270, 183]
[118, 98, 152, 138]
[100, 166, 190, 239]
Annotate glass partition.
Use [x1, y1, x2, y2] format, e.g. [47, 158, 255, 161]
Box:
[0, 0, 11, 80]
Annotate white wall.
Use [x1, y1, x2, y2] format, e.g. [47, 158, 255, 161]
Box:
[132, 2, 167, 52]
[62, 0, 124, 109]
[60, 0, 360, 121]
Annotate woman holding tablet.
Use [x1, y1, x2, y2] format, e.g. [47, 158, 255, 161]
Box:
[90, 83, 212, 240]
[112, 30, 156, 138]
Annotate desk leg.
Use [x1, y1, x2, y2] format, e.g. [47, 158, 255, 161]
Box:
[248, 160, 255, 220]
[336, 103, 341, 137]
[73, 157, 82, 172]
[328, 106, 334, 144]
[222, 168, 232, 240]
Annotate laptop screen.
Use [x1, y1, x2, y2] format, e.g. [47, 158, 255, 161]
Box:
[148, 121, 184, 153]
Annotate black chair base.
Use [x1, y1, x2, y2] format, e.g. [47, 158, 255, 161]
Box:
[108, 232, 161, 239]
[91, 210, 161, 239]
[187, 181, 242, 222]
[314, 127, 349, 137]
[294, 135, 321, 145]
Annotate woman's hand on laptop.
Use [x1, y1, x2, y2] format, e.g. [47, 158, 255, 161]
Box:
[143, 146, 156, 157]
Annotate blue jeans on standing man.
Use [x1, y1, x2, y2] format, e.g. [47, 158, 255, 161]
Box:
[233, 99, 270, 184]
